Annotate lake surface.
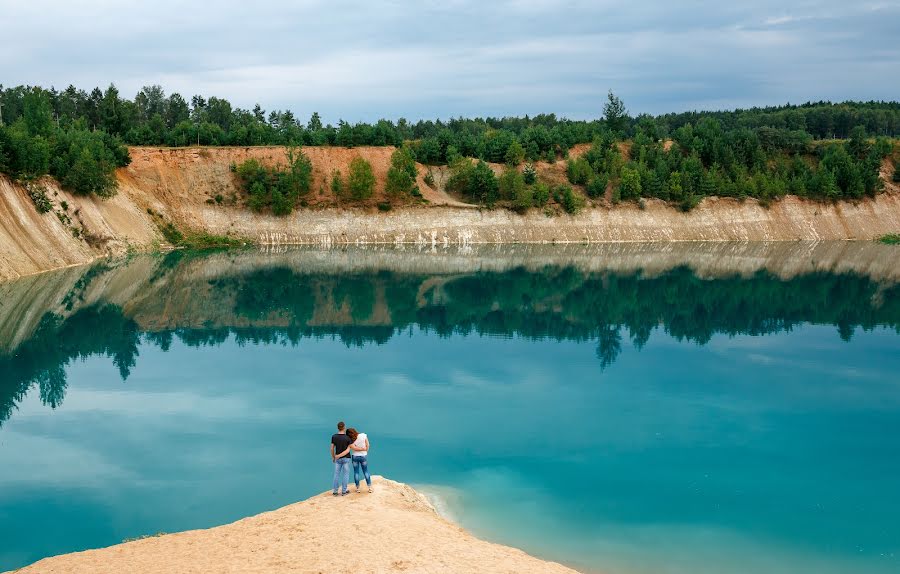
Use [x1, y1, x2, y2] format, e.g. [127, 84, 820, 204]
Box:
[1, 243, 899, 573]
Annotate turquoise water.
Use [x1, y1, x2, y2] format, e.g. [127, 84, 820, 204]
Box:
[1, 246, 899, 573]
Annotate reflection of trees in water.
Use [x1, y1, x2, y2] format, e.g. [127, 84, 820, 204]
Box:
[0, 305, 140, 424]
[2, 265, 899, 424]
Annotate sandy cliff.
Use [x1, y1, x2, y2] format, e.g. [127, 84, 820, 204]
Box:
[1, 146, 898, 281]
[9, 477, 581, 574]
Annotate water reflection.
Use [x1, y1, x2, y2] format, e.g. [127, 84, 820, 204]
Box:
[1, 243, 898, 425]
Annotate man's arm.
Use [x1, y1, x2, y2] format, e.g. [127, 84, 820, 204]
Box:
[330, 442, 336, 462]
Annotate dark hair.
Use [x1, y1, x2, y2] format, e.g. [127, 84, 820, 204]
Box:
[347, 428, 359, 441]
[337, 421, 345, 431]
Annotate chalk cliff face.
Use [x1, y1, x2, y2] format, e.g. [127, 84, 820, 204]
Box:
[1, 146, 898, 281]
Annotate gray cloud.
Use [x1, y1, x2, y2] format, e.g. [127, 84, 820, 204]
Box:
[1, 0, 898, 122]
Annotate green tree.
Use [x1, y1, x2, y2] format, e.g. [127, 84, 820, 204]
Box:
[522, 162, 536, 184]
[498, 167, 525, 201]
[22, 88, 53, 137]
[618, 166, 642, 200]
[385, 146, 417, 196]
[532, 182, 551, 206]
[554, 184, 585, 214]
[331, 169, 344, 196]
[566, 158, 592, 185]
[348, 157, 376, 200]
[468, 160, 499, 205]
[603, 91, 628, 136]
[586, 175, 608, 198]
[505, 140, 525, 166]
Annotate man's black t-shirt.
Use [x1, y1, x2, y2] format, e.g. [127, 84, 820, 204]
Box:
[332, 433, 352, 459]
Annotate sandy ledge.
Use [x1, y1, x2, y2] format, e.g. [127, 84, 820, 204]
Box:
[9, 477, 582, 574]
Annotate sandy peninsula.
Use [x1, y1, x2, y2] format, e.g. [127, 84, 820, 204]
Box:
[11, 477, 581, 574]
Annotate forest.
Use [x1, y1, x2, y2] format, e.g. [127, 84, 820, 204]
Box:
[1, 83, 898, 213]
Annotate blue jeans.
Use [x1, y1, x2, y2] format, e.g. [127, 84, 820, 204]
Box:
[352, 455, 371, 488]
[333, 458, 351, 493]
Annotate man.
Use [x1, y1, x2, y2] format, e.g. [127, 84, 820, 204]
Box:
[330, 421, 352, 496]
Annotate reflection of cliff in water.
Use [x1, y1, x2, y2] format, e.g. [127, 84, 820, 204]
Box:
[1, 243, 899, 424]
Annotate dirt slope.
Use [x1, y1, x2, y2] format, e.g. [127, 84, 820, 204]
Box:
[10, 477, 581, 574]
[0, 146, 898, 281]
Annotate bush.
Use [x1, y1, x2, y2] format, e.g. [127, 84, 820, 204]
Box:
[532, 182, 550, 207]
[586, 175, 608, 198]
[234, 149, 312, 215]
[893, 163, 900, 183]
[554, 184, 585, 214]
[423, 170, 436, 188]
[385, 146, 417, 196]
[522, 162, 536, 184]
[566, 158, 592, 186]
[27, 183, 52, 213]
[512, 185, 533, 213]
[446, 159, 499, 206]
[498, 167, 525, 201]
[331, 169, 344, 196]
[618, 166, 642, 200]
[348, 157, 376, 200]
[505, 140, 525, 166]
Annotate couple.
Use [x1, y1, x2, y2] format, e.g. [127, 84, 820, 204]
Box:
[330, 421, 372, 496]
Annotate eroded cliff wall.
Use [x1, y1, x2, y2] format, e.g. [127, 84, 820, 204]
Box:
[1, 146, 898, 281]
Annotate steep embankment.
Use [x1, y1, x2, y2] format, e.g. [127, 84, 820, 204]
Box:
[9, 477, 581, 574]
[1, 146, 899, 281]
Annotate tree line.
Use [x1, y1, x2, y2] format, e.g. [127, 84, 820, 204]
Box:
[1, 84, 897, 211]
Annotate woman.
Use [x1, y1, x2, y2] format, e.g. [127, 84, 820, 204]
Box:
[336, 428, 372, 493]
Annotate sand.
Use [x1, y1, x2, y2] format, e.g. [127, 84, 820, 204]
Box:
[11, 477, 582, 574]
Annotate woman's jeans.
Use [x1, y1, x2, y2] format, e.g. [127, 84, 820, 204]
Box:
[352, 455, 371, 487]
[333, 458, 351, 493]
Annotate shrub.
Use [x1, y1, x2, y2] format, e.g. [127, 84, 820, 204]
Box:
[27, 183, 53, 213]
[566, 158, 592, 186]
[447, 159, 498, 206]
[498, 167, 525, 201]
[348, 157, 376, 200]
[505, 140, 525, 166]
[586, 175, 608, 198]
[423, 170, 436, 188]
[331, 169, 344, 196]
[385, 146, 418, 196]
[554, 184, 585, 214]
[618, 166, 642, 200]
[532, 182, 550, 207]
[512, 185, 533, 213]
[522, 162, 536, 184]
[377, 202, 392, 212]
[893, 163, 900, 183]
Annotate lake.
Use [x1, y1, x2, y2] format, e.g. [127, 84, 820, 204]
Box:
[1, 243, 898, 573]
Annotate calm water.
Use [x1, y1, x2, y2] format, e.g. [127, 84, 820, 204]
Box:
[1, 245, 899, 573]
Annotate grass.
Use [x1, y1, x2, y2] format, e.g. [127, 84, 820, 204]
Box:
[877, 233, 900, 244]
[177, 231, 247, 249]
[155, 216, 247, 250]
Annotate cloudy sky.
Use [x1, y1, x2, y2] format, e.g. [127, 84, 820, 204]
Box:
[1, 0, 898, 122]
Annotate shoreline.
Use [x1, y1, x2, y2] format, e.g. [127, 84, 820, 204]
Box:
[8, 477, 583, 574]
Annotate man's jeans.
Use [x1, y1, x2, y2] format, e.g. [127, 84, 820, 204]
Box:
[352, 455, 372, 488]
[333, 458, 351, 493]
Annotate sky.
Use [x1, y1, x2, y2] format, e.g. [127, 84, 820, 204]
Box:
[1, 0, 899, 122]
